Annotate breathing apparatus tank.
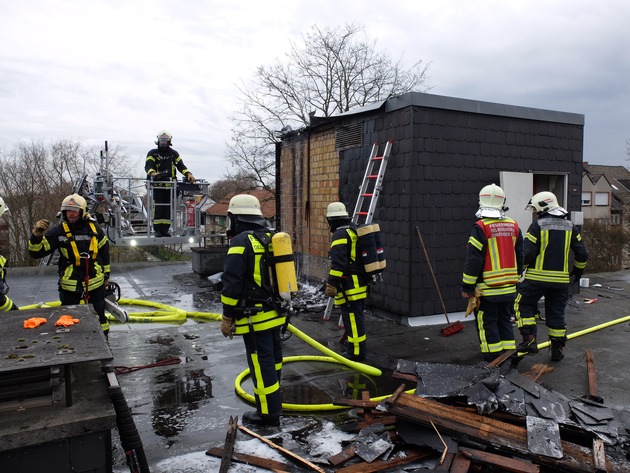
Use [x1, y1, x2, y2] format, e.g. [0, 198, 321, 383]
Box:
[356, 223, 386, 275]
[271, 232, 298, 302]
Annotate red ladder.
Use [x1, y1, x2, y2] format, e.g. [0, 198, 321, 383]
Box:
[323, 141, 392, 322]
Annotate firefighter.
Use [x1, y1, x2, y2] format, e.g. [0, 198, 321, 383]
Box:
[325, 202, 369, 361]
[220, 194, 284, 427]
[461, 184, 524, 365]
[0, 197, 18, 311]
[29, 194, 112, 338]
[145, 130, 196, 237]
[515, 191, 588, 361]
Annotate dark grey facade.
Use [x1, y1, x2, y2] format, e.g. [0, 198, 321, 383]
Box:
[286, 92, 585, 318]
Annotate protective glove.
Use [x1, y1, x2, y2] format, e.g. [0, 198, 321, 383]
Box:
[186, 172, 196, 183]
[32, 219, 50, 237]
[570, 267, 583, 282]
[221, 315, 234, 339]
[464, 288, 483, 317]
[54, 315, 81, 327]
[24, 317, 48, 329]
[325, 283, 338, 297]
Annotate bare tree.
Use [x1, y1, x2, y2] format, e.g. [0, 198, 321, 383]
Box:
[226, 23, 431, 191]
[208, 170, 257, 202]
[0, 140, 137, 266]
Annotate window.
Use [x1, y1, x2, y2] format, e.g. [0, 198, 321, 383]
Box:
[594, 192, 609, 206]
[581, 192, 591, 206]
[611, 214, 621, 225]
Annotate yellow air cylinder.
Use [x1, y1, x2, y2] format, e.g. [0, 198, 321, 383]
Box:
[272, 232, 298, 301]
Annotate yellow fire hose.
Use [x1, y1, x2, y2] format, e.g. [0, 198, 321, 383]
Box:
[21, 299, 630, 411]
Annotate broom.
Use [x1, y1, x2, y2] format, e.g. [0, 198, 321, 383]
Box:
[416, 226, 464, 337]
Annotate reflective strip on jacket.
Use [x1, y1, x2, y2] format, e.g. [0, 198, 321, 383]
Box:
[221, 230, 286, 334]
[462, 217, 523, 297]
[523, 215, 588, 285]
[28, 218, 110, 293]
[328, 226, 368, 305]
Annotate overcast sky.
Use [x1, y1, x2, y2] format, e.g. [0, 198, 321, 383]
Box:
[1, 0, 629, 183]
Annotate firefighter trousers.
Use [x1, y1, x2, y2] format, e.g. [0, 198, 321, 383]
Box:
[341, 299, 367, 361]
[242, 327, 283, 418]
[515, 281, 568, 340]
[475, 297, 516, 362]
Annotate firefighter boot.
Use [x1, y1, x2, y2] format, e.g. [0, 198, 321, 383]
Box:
[550, 337, 565, 362]
[242, 410, 280, 427]
[517, 327, 538, 354]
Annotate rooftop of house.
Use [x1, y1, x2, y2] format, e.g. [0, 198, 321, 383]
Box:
[205, 188, 276, 219]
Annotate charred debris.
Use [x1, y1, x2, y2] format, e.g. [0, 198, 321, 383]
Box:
[211, 351, 630, 473]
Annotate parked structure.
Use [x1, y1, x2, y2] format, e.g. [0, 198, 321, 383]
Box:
[582, 163, 630, 269]
[277, 91, 585, 319]
[204, 188, 276, 243]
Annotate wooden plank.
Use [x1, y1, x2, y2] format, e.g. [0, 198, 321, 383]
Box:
[384, 392, 625, 473]
[333, 398, 381, 408]
[449, 452, 471, 473]
[327, 444, 356, 467]
[206, 447, 290, 472]
[360, 391, 374, 423]
[585, 350, 604, 403]
[593, 438, 607, 473]
[433, 452, 455, 471]
[218, 415, 238, 473]
[335, 448, 432, 473]
[238, 424, 326, 473]
[488, 349, 517, 367]
[459, 447, 539, 473]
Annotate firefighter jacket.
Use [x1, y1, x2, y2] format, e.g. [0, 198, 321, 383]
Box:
[29, 217, 110, 294]
[0, 255, 16, 311]
[145, 147, 191, 181]
[523, 214, 588, 285]
[328, 225, 369, 305]
[462, 217, 524, 298]
[221, 223, 286, 335]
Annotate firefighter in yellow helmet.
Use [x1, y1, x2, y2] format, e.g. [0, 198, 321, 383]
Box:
[220, 194, 284, 427]
[29, 194, 112, 338]
[145, 130, 196, 237]
[0, 197, 18, 311]
[326, 202, 368, 361]
[461, 184, 523, 367]
[515, 191, 588, 361]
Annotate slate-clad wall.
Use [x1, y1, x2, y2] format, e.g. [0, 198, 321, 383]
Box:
[280, 93, 584, 318]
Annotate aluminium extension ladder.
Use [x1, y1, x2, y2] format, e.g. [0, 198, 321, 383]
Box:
[323, 140, 392, 323]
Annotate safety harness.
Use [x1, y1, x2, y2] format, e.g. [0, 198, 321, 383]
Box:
[62, 220, 99, 302]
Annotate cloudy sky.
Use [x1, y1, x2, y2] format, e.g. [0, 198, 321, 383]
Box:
[1, 0, 629, 183]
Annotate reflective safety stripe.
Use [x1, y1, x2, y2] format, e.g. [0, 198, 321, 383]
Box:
[346, 310, 367, 357]
[250, 352, 280, 415]
[233, 308, 286, 335]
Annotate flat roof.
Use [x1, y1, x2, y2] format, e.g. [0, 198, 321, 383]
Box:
[335, 91, 584, 125]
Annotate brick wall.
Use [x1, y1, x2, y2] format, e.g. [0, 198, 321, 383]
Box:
[279, 94, 584, 318]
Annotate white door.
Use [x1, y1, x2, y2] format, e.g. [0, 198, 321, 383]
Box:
[500, 171, 534, 233]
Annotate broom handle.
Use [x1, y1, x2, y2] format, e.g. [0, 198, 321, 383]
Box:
[416, 226, 451, 324]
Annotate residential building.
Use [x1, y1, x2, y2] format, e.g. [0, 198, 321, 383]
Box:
[276, 91, 584, 319]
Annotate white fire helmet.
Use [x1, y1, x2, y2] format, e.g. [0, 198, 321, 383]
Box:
[526, 191, 568, 216]
[476, 184, 506, 218]
[326, 202, 349, 219]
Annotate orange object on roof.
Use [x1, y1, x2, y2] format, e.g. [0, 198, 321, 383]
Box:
[24, 317, 48, 329]
[54, 315, 81, 327]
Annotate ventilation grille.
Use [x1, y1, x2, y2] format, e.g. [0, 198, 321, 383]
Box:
[335, 123, 363, 150]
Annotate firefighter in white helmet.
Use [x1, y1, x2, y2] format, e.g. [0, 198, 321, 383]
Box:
[326, 201, 368, 361]
[0, 197, 18, 311]
[461, 184, 523, 367]
[515, 191, 588, 361]
[220, 193, 284, 427]
[145, 130, 196, 237]
[29, 194, 112, 338]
